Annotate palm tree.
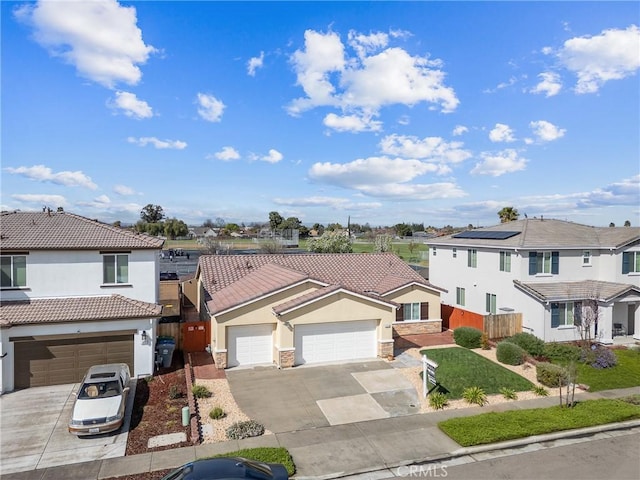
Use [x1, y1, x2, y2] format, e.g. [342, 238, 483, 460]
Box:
[498, 207, 519, 223]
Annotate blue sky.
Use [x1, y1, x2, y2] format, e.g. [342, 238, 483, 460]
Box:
[2, 1, 639, 228]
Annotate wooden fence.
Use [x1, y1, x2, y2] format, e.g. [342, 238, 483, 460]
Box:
[442, 305, 522, 339]
[158, 322, 182, 350]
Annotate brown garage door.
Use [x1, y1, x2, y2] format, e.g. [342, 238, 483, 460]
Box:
[14, 334, 134, 388]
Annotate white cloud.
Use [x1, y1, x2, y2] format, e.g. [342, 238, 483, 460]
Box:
[213, 146, 241, 161]
[452, 125, 468, 136]
[323, 112, 382, 132]
[127, 137, 187, 149]
[14, 0, 155, 88]
[273, 196, 382, 211]
[379, 134, 471, 164]
[552, 25, 640, 94]
[288, 29, 459, 128]
[576, 175, 640, 207]
[196, 93, 225, 122]
[471, 149, 528, 176]
[356, 182, 467, 200]
[489, 123, 516, 143]
[260, 149, 283, 164]
[110, 91, 153, 119]
[5, 164, 97, 189]
[530, 72, 562, 97]
[12, 193, 67, 206]
[529, 120, 566, 142]
[113, 184, 135, 196]
[247, 51, 264, 76]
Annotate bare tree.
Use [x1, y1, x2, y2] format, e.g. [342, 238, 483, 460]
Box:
[259, 238, 283, 254]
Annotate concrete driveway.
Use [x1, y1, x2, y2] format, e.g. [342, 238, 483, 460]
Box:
[0, 381, 135, 475]
[226, 359, 420, 434]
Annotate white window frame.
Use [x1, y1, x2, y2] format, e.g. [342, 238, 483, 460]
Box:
[0, 255, 27, 288]
[103, 254, 129, 285]
[558, 301, 581, 327]
[486, 293, 497, 314]
[456, 287, 465, 306]
[467, 249, 477, 268]
[536, 251, 552, 274]
[499, 251, 511, 272]
[403, 302, 421, 321]
[582, 250, 591, 266]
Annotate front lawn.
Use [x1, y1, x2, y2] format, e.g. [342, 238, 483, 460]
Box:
[576, 348, 640, 391]
[438, 398, 640, 446]
[419, 347, 534, 399]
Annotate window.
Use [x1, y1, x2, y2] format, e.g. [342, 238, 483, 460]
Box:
[622, 252, 640, 274]
[452, 248, 457, 258]
[456, 287, 465, 306]
[582, 250, 591, 266]
[432, 247, 437, 256]
[0, 255, 27, 288]
[103, 254, 129, 284]
[499, 251, 511, 272]
[467, 249, 477, 268]
[528, 251, 559, 275]
[403, 303, 421, 321]
[551, 302, 582, 328]
[486, 293, 497, 314]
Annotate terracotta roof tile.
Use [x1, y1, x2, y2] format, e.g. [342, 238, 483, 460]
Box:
[0, 211, 164, 250]
[0, 295, 162, 326]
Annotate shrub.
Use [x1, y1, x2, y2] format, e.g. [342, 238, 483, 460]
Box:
[480, 332, 491, 350]
[462, 386, 488, 406]
[543, 343, 581, 364]
[209, 406, 225, 420]
[581, 346, 618, 369]
[168, 385, 182, 400]
[499, 387, 518, 400]
[192, 384, 212, 398]
[453, 327, 483, 349]
[429, 392, 449, 410]
[536, 362, 568, 387]
[531, 385, 549, 396]
[226, 420, 265, 440]
[496, 341, 526, 366]
[507, 333, 545, 357]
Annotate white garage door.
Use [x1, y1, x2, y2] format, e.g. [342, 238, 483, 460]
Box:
[295, 320, 377, 365]
[227, 325, 273, 367]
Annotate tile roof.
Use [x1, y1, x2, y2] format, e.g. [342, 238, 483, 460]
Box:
[0, 211, 164, 250]
[427, 218, 640, 249]
[0, 294, 162, 327]
[514, 279, 640, 302]
[199, 253, 442, 313]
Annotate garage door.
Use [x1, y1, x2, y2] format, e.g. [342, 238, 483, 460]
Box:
[295, 320, 377, 365]
[227, 325, 273, 367]
[14, 334, 134, 389]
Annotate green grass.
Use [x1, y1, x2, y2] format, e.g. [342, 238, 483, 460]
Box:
[438, 398, 640, 447]
[206, 447, 295, 475]
[419, 347, 534, 399]
[575, 348, 640, 392]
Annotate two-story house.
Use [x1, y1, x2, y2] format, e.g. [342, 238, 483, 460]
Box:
[0, 210, 164, 393]
[427, 218, 640, 344]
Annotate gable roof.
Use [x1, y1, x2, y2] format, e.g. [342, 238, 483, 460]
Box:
[427, 218, 640, 250]
[0, 211, 164, 250]
[514, 279, 640, 303]
[0, 294, 162, 327]
[199, 253, 443, 314]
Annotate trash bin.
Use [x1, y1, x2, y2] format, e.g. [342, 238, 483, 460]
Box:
[156, 336, 176, 368]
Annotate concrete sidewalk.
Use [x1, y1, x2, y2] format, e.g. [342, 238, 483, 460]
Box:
[2, 386, 638, 480]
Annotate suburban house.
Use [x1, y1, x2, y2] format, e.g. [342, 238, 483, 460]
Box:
[0, 210, 164, 393]
[427, 218, 640, 344]
[193, 253, 445, 369]
[188, 227, 218, 239]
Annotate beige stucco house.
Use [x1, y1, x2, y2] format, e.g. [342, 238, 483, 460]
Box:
[194, 253, 445, 369]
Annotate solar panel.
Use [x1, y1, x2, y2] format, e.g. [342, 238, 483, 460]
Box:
[452, 230, 520, 240]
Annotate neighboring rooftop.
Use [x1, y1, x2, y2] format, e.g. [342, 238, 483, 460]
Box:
[427, 218, 640, 249]
[514, 279, 640, 302]
[0, 210, 164, 250]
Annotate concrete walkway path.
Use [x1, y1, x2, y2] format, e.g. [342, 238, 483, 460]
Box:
[2, 386, 638, 480]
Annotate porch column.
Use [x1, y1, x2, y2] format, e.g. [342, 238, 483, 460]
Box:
[599, 304, 613, 344]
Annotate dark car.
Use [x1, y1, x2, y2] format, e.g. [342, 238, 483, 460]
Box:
[160, 457, 288, 480]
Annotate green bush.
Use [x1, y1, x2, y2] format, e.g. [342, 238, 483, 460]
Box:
[226, 420, 265, 440]
[536, 362, 568, 387]
[209, 406, 225, 420]
[462, 386, 488, 406]
[507, 332, 545, 357]
[543, 343, 581, 364]
[191, 384, 212, 398]
[499, 387, 518, 400]
[531, 385, 549, 396]
[429, 392, 449, 410]
[453, 327, 483, 349]
[496, 341, 526, 365]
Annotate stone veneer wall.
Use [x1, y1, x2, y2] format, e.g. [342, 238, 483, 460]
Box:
[278, 349, 295, 368]
[378, 340, 394, 358]
[392, 320, 442, 337]
[213, 351, 227, 369]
